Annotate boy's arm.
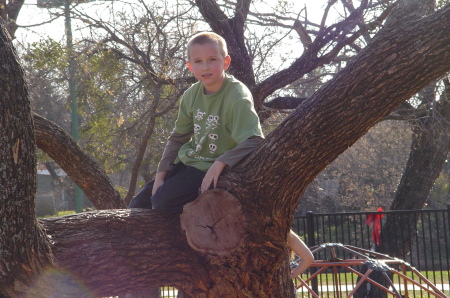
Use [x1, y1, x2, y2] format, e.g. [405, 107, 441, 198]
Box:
[200, 136, 263, 193]
[216, 136, 263, 168]
[153, 131, 192, 195]
[156, 131, 193, 172]
[200, 160, 227, 193]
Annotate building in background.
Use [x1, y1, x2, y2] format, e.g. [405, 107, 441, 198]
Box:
[36, 163, 92, 217]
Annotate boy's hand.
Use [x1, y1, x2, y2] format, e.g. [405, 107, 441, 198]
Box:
[152, 171, 167, 195]
[200, 161, 226, 193]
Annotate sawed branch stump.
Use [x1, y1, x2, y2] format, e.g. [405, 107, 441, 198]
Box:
[181, 189, 247, 256]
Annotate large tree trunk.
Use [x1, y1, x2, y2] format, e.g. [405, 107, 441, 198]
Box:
[0, 21, 52, 296]
[2, 1, 450, 296]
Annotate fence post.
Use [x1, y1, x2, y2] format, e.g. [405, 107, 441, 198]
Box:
[447, 204, 450, 238]
[306, 211, 319, 295]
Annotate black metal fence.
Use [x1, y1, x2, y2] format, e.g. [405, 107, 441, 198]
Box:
[293, 207, 449, 271]
[292, 206, 449, 297]
[160, 207, 449, 297]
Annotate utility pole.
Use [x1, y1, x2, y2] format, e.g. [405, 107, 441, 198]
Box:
[64, 0, 83, 213]
[37, 0, 83, 213]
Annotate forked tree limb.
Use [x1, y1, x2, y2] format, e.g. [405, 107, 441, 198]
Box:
[34, 113, 125, 210]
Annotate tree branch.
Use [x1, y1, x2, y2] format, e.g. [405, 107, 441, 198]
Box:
[263, 96, 307, 110]
[34, 114, 125, 209]
[40, 209, 210, 296]
[252, 0, 384, 112]
[231, 0, 251, 36]
[194, 0, 255, 87]
[2, 0, 24, 36]
[226, 2, 450, 225]
[293, 20, 312, 49]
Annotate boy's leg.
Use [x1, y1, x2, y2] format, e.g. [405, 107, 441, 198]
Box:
[127, 162, 185, 209]
[151, 165, 206, 215]
[127, 180, 154, 209]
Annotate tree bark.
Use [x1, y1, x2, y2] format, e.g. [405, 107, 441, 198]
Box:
[2, 1, 450, 297]
[0, 20, 52, 297]
[39, 209, 293, 297]
[39, 210, 204, 296]
[0, 0, 24, 37]
[34, 114, 125, 210]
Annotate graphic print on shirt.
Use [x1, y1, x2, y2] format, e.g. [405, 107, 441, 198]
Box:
[208, 133, 218, 153]
[187, 110, 220, 160]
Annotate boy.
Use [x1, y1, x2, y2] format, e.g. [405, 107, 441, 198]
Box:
[129, 32, 263, 214]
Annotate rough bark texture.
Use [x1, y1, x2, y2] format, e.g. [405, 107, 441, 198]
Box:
[0, 20, 52, 296]
[34, 114, 125, 210]
[0, 0, 24, 37]
[39, 210, 293, 297]
[39, 210, 200, 296]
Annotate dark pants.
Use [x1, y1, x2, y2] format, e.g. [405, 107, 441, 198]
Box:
[128, 162, 206, 215]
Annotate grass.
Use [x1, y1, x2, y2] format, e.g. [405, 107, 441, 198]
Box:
[297, 270, 448, 285]
[37, 210, 76, 218]
[296, 292, 448, 298]
[159, 271, 448, 298]
[295, 270, 449, 297]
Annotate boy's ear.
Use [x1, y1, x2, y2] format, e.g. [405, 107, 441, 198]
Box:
[186, 61, 193, 72]
[223, 55, 231, 70]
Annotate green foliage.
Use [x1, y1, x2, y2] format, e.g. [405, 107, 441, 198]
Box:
[437, 0, 450, 9]
[37, 210, 76, 219]
[25, 39, 68, 78]
[76, 49, 133, 173]
[25, 38, 135, 173]
[114, 185, 129, 198]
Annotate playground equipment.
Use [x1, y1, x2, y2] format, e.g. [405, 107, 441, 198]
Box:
[294, 243, 447, 298]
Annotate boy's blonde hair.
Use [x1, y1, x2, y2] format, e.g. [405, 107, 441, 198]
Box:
[187, 32, 228, 60]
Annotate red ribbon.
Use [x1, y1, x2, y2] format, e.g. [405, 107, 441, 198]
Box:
[365, 207, 384, 246]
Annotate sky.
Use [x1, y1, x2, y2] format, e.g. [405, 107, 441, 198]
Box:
[15, 0, 333, 45]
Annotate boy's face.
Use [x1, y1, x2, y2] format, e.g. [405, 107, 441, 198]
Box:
[186, 42, 231, 95]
